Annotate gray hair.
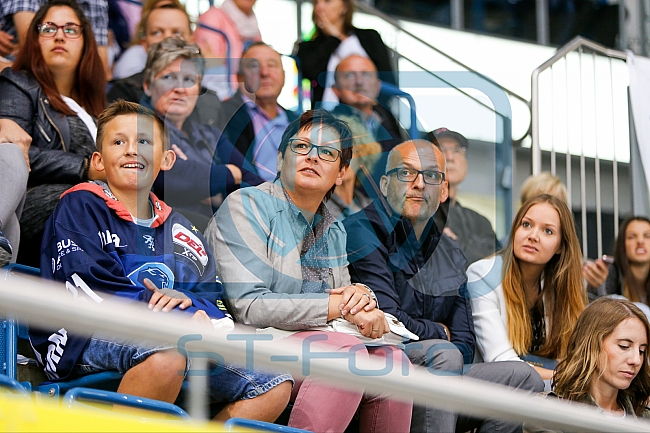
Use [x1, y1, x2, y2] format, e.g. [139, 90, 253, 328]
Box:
[143, 37, 204, 85]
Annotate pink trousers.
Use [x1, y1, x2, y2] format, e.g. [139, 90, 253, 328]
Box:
[286, 331, 413, 433]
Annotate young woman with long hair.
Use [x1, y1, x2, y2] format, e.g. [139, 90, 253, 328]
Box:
[467, 194, 587, 380]
[553, 297, 650, 418]
[0, 0, 106, 266]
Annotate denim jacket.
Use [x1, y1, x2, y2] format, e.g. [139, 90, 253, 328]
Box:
[0, 69, 86, 186]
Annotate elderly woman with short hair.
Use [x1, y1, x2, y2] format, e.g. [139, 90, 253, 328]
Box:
[142, 37, 263, 230]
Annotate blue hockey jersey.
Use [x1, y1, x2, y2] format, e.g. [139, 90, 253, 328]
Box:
[30, 181, 228, 381]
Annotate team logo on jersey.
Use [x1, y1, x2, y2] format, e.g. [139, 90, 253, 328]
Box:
[127, 262, 175, 289]
[143, 234, 155, 251]
[172, 223, 208, 275]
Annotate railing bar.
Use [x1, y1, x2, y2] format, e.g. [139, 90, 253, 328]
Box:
[579, 46, 588, 259]
[533, 36, 627, 78]
[565, 56, 572, 210]
[593, 51, 602, 258]
[2, 279, 650, 432]
[398, 53, 507, 118]
[610, 56, 619, 237]
[550, 64, 556, 175]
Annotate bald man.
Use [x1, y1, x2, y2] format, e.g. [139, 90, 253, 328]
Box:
[344, 140, 543, 433]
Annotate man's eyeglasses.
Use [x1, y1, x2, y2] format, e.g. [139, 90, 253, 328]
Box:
[38, 22, 83, 39]
[386, 167, 445, 185]
[288, 138, 341, 162]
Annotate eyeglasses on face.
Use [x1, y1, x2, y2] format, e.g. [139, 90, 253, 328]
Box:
[288, 138, 341, 162]
[38, 22, 83, 39]
[386, 167, 445, 185]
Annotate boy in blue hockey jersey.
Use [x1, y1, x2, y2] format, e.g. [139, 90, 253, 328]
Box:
[31, 100, 291, 420]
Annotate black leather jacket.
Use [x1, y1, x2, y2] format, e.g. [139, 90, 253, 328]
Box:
[0, 69, 86, 186]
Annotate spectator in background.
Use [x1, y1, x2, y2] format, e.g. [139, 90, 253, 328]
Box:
[295, 0, 395, 106]
[107, 3, 224, 130]
[520, 171, 568, 205]
[586, 217, 650, 314]
[544, 297, 650, 425]
[112, 0, 189, 80]
[143, 38, 262, 230]
[430, 128, 499, 268]
[0, 0, 106, 267]
[219, 42, 297, 182]
[195, 0, 261, 99]
[345, 139, 544, 433]
[467, 194, 587, 381]
[332, 55, 406, 155]
[0, 0, 111, 79]
[0, 0, 41, 61]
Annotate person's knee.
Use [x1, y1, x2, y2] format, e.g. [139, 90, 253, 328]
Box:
[267, 380, 292, 409]
[140, 350, 186, 381]
[508, 361, 544, 392]
[422, 342, 463, 374]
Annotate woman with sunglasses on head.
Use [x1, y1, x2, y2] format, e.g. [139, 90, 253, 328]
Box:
[467, 194, 587, 381]
[0, 0, 105, 266]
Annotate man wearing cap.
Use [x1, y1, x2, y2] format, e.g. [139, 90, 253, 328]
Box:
[431, 128, 500, 268]
[344, 139, 543, 433]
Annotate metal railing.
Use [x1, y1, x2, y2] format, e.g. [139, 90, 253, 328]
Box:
[531, 36, 628, 259]
[2, 276, 650, 431]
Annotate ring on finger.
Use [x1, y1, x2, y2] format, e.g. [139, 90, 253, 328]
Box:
[362, 293, 371, 302]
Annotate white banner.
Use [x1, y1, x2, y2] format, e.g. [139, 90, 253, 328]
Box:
[627, 51, 650, 196]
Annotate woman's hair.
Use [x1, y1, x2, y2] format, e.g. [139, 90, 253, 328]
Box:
[553, 297, 650, 416]
[614, 216, 650, 303]
[312, 0, 354, 38]
[142, 37, 204, 86]
[133, 0, 189, 44]
[520, 172, 568, 204]
[277, 109, 353, 201]
[500, 194, 586, 359]
[13, 0, 106, 117]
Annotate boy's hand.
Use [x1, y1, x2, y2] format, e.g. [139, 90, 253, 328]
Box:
[144, 278, 193, 312]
